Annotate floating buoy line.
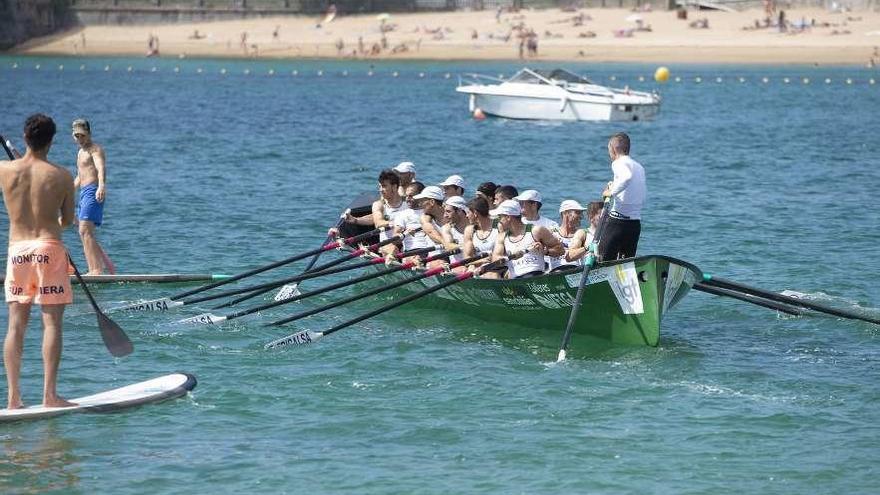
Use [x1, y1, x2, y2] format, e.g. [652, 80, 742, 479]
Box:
[3, 62, 876, 86]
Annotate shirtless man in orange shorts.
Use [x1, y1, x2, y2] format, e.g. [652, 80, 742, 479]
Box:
[1, 114, 76, 409]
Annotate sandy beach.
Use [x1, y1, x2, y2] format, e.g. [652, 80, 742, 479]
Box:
[12, 7, 880, 65]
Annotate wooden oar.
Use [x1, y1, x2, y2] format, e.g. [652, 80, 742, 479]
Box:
[1, 138, 132, 358]
[265, 252, 491, 327]
[264, 257, 505, 349]
[557, 198, 612, 362]
[693, 282, 803, 316]
[215, 230, 422, 309]
[176, 248, 462, 325]
[702, 275, 880, 325]
[105, 226, 386, 313]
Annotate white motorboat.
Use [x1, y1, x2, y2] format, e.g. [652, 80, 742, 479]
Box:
[456, 68, 661, 122]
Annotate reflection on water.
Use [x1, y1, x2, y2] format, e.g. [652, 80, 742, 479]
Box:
[0, 422, 79, 494]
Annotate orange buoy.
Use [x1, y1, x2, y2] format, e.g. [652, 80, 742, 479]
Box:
[473, 108, 486, 120]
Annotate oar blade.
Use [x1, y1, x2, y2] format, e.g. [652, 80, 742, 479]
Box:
[96, 312, 133, 357]
[176, 313, 226, 326]
[274, 283, 302, 301]
[265, 330, 323, 350]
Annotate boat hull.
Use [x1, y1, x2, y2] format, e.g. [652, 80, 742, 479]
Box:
[465, 92, 660, 122]
[366, 255, 700, 350]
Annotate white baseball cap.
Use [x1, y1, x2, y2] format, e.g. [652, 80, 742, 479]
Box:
[489, 199, 522, 217]
[412, 185, 444, 201]
[444, 195, 469, 212]
[559, 200, 587, 213]
[514, 189, 542, 203]
[438, 174, 465, 188]
[393, 161, 416, 174]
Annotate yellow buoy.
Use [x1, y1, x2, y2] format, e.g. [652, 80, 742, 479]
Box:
[654, 66, 670, 83]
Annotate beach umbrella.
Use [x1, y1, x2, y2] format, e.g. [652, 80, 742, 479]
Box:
[376, 13, 391, 21]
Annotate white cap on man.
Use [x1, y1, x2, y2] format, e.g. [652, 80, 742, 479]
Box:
[412, 185, 444, 201]
[438, 174, 465, 189]
[514, 189, 542, 203]
[393, 161, 416, 174]
[559, 200, 588, 213]
[489, 199, 522, 217]
[444, 195, 469, 212]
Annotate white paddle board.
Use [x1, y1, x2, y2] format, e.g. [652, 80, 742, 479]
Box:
[0, 372, 197, 423]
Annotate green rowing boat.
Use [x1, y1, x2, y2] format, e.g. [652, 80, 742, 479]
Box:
[363, 253, 702, 348]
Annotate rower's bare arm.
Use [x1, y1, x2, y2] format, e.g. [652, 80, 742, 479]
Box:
[371, 200, 388, 229]
[90, 145, 106, 202]
[566, 230, 588, 262]
[535, 227, 564, 257]
[491, 233, 507, 262]
[440, 224, 458, 251]
[421, 215, 444, 245]
[462, 225, 476, 258]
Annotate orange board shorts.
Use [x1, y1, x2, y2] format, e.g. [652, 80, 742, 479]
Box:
[5, 239, 73, 305]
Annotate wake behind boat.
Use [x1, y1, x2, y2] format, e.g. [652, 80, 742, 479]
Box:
[456, 68, 661, 122]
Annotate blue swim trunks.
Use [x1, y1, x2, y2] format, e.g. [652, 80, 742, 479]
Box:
[77, 183, 104, 226]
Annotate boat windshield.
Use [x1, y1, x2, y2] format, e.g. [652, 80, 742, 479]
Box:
[506, 69, 546, 84]
[539, 69, 593, 84]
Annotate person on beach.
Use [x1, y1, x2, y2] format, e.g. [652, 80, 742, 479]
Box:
[2, 114, 76, 409]
[72, 119, 114, 275]
[599, 132, 645, 261]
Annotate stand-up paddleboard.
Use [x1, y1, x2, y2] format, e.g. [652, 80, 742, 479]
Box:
[0, 373, 197, 423]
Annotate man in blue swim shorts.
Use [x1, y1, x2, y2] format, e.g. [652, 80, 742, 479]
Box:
[72, 119, 114, 274]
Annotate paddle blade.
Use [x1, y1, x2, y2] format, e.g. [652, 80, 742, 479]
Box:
[273, 283, 302, 302]
[556, 349, 567, 363]
[176, 313, 226, 326]
[96, 312, 133, 357]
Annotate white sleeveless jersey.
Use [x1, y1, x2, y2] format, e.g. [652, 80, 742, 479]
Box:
[448, 225, 466, 263]
[523, 216, 559, 230]
[379, 199, 408, 242]
[394, 208, 431, 252]
[503, 228, 545, 278]
[547, 228, 582, 271]
[471, 228, 498, 256]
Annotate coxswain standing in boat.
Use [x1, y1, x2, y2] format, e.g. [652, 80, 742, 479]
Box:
[393, 161, 416, 197]
[438, 174, 465, 199]
[566, 201, 604, 264]
[462, 196, 499, 278]
[440, 196, 470, 270]
[2, 114, 76, 409]
[489, 200, 563, 279]
[600, 132, 645, 261]
[72, 119, 113, 274]
[547, 200, 589, 272]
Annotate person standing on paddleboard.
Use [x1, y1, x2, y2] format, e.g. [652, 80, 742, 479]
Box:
[599, 132, 646, 261]
[1, 114, 77, 409]
[72, 119, 114, 275]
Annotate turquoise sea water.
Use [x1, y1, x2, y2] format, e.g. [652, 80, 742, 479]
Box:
[1, 56, 879, 494]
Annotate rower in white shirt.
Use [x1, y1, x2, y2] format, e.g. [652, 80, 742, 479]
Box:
[438, 174, 465, 199]
[515, 189, 560, 230]
[489, 200, 563, 279]
[566, 201, 604, 265]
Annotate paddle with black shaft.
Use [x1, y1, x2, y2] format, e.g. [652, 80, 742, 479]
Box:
[176, 248, 462, 325]
[266, 251, 491, 327]
[693, 282, 803, 316]
[215, 229, 423, 308]
[1, 136, 133, 357]
[701, 274, 880, 325]
[69, 255, 134, 357]
[556, 198, 612, 363]
[104, 226, 386, 313]
[264, 256, 506, 349]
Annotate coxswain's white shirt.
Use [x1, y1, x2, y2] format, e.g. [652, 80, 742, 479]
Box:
[609, 155, 646, 220]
